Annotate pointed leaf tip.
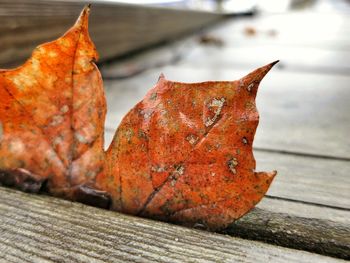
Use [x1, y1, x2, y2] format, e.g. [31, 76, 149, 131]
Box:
[75, 5, 91, 28]
[158, 73, 165, 82]
[260, 60, 279, 75]
[240, 60, 279, 92]
[262, 60, 279, 74]
[270, 60, 279, 67]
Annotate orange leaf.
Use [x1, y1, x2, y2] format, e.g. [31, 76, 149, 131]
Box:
[0, 6, 108, 205]
[97, 64, 277, 230]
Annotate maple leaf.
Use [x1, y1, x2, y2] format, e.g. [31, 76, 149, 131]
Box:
[96, 64, 277, 230]
[0, 6, 277, 230]
[0, 6, 109, 206]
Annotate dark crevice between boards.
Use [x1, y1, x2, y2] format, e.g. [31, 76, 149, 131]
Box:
[265, 195, 350, 212]
[224, 207, 350, 260]
[254, 147, 350, 162]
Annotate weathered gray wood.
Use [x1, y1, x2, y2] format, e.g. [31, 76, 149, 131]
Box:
[255, 151, 350, 209]
[0, 0, 222, 67]
[0, 187, 346, 263]
[102, 66, 350, 159]
[257, 197, 350, 225]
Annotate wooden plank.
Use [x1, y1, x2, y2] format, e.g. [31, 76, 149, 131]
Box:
[255, 151, 350, 209]
[102, 66, 350, 158]
[227, 207, 350, 260]
[0, 0, 222, 67]
[179, 45, 350, 75]
[0, 187, 346, 262]
[257, 197, 350, 225]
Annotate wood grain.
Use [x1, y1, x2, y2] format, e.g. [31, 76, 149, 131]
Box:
[257, 197, 350, 225]
[0, 187, 346, 263]
[255, 151, 350, 209]
[0, 0, 222, 67]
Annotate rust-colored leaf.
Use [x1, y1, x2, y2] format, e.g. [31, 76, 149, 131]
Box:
[97, 63, 277, 230]
[0, 7, 109, 205]
[0, 6, 277, 230]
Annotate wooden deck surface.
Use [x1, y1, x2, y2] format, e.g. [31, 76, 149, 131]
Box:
[0, 187, 345, 263]
[0, 0, 222, 67]
[100, 0, 350, 260]
[1, 0, 350, 262]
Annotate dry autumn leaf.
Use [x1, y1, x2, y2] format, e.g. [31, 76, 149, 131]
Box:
[0, 6, 277, 230]
[0, 6, 109, 206]
[97, 65, 277, 230]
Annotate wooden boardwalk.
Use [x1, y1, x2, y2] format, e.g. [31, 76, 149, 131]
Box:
[1, 0, 349, 262]
[0, 0, 222, 67]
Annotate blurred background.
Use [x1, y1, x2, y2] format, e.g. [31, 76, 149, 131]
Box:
[0, 0, 349, 227]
